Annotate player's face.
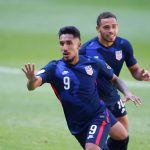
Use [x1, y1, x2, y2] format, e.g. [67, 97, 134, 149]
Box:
[96, 18, 118, 43]
[59, 34, 81, 64]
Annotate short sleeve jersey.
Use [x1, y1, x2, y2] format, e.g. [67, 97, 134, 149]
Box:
[37, 55, 113, 134]
[79, 36, 137, 105]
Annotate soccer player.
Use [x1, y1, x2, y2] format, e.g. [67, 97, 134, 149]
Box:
[79, 11, 150, 150]
[22, 26, 140, 150]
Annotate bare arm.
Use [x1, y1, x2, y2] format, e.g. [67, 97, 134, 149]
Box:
[111, 74, 141, 106]
[22, 64, 42, 91]
[129, 64, 150, 81]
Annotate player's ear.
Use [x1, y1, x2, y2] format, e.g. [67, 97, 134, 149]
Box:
[76, 41, 81, 52]
[76, 38, 81, 48]
[77, 42, 81, 50]
[79, 41, 82, 47]
[79, 42, 81, 47]
[96, 25, 100, 32]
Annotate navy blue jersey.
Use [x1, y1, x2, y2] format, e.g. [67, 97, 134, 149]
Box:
[80, 36, 137, 76]
[79, 36, 137, 105]
[36, 55, 113, 134]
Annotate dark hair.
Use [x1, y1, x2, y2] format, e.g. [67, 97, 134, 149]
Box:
[97, 11, 117, 26]
[58, 26, 81, 40]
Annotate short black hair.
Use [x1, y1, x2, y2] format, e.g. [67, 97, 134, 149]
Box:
[58, 26, 81, 40]
[97, 11, 117, 26]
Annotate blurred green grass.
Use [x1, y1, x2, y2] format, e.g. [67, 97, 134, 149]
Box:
[0, 0, 150, 150]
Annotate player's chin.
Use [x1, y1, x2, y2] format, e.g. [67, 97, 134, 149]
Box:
[63, 54, 69, 59]
[63, 56, 71, 62]
[107, 35, 116, 41]
[108, 37, 116, 42]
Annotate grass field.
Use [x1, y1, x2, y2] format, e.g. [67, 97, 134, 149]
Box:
[0, 0, 150, 150]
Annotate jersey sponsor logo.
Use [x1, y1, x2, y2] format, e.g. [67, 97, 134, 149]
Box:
[99, 114, 105, 119]
[115, 50, 122, 61]
[87, 135, 94, 139]
[94, 56, 99, 59]
[36, 69, 45, 75]
[106, 63, 111, 69]
[62, 70, 69, 75]
[85, 65, 93, 75]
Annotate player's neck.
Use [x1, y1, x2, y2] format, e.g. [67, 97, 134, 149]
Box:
[98, 36, 114, 47]
[69, 56, 79, 65]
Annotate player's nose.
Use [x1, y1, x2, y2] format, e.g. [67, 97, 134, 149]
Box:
[61, 48, 68, 54]
[109, 27, 115, 34]
[62, 43, 69, 51]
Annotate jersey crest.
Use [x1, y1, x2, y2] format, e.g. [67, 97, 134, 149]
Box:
[85, 65, 93, 76]
[115, 50, 122, 61]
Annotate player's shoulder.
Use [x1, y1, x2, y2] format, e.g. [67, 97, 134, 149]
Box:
[80, 36, 98, 50]
[116, 37, 133, 53]
[81, 55, 106, 65]
[43, 59, 63, 70]
[116, 36, 131, 46]
[80, 56, 112, 71]
[46, 60, 58, 67]
[79, 55, 98, 65]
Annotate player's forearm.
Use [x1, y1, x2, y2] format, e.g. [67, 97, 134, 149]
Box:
[131, 68, 143, 81]
[113, 77, 130, 96]
[129, 64, 144, 81]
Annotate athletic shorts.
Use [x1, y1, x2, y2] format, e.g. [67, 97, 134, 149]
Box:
[108, 109, 118, 127]
[106, 99, 127, 119]
[74, 109, 111, 149]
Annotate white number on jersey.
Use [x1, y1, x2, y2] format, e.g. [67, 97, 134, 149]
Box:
[63, 76, 70, 90]
[89, 125, 97, 134]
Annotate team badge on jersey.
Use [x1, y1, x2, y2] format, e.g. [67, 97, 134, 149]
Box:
[115, 50, 122, 61]
[85, 65, 93, 75]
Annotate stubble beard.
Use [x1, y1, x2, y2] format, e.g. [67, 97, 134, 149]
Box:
[64, 56, 75, 63]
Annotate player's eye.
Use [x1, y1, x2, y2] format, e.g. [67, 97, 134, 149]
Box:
[66, 41, 72, 45]
[103, 26, 110, 30]
[112, 24, 117, 29]
[60, 41, 64, 46]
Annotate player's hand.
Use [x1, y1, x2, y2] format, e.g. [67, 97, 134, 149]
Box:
[22, 63, 37, 81]
[122, 92, 142, 106]
[141, 69, 150, 81]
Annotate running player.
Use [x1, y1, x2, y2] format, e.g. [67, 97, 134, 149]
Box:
[79, 11, 149, 150]
[22, 26, 141, 150]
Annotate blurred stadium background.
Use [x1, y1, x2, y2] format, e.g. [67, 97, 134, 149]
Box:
[0, 0, 150, 149]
